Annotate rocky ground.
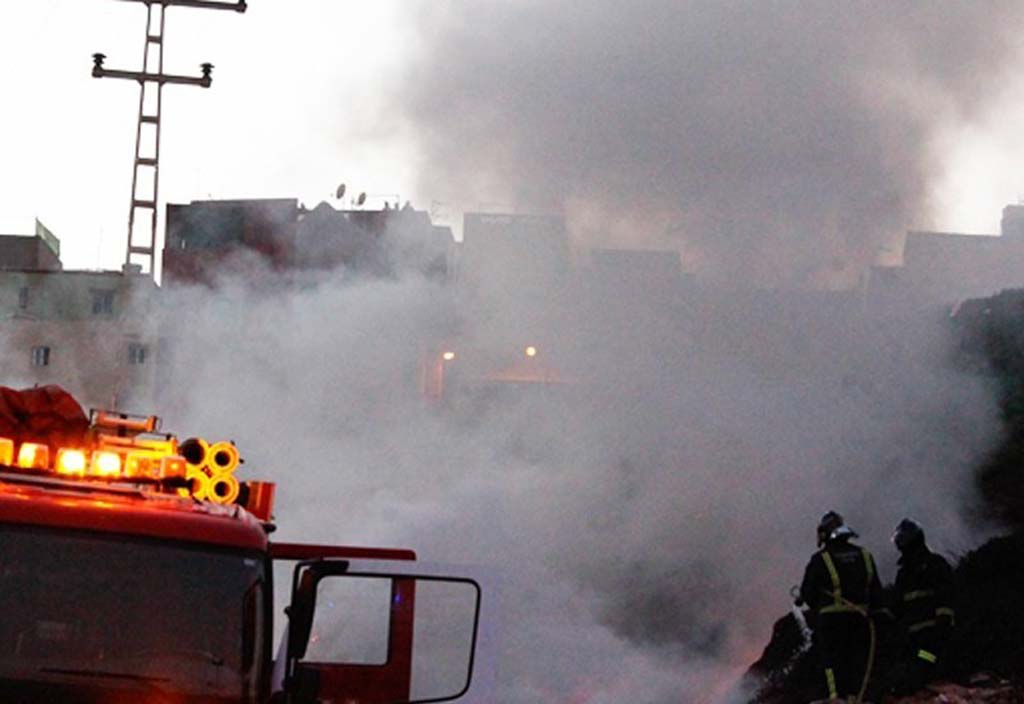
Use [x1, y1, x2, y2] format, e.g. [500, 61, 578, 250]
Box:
[888, 678, 1023, 704]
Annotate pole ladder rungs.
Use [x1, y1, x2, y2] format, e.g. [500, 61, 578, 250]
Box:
[94, 0, 243, 276]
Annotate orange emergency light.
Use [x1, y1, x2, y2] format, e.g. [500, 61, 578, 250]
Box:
[91, 451, 122, 478]
[0, 409, 270, 516]
[17, 443, 49, 470]
[55, 449, 88, 477]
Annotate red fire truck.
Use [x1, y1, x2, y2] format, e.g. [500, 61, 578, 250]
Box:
[0, 386, 481, 703]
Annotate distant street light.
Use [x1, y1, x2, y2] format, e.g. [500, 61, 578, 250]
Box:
[442, 351, 456, 362]
[525, 346, 538, 358]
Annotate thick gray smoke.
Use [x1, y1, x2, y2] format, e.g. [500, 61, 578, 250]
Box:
[381, 2, 1024, 286]
[142, 5, 1024, 700]
[156, 255, 999, 703]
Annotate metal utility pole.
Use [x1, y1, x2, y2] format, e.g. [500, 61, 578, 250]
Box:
[92, 0, 247, 277]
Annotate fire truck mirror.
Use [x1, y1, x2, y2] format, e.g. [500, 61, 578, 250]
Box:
[287, 570, 482, 704]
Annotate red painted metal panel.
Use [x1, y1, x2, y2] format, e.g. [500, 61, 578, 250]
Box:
[270, 542, 416, 561]
[0, 479, 267, 551]
[271, 544, 417, 702]
[299, 577, 415, 704]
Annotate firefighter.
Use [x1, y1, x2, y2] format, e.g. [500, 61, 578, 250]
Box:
[799, 511, 882, 702]
[887, 518, 955, 696]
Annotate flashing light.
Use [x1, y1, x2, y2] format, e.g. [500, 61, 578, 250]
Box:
[55, 449, 87, 477]
[525, 346, 538, 358]
[17, 443, 49, 470]
[0, 418, 259, 511]
[91, 451, 122, 478]
[125, 452, 158, 480]
[442, 351, 456, 361]
[160, 455, 187, 481]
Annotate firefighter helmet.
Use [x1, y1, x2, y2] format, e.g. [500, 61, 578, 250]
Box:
[892, 518, 925, 552]
[817, 510, 859, 546]
[817, 510, 844, 546]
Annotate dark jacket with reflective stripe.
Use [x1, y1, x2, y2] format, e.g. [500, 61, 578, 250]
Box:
[800, 541, 883, 615]
[893, 545, 954, 634]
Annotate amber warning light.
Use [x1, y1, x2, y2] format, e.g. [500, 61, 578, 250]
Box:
[6, 440, 184, 484]
[0, 408, 276, 521]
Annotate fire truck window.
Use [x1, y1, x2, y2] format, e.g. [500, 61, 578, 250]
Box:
[304, 576, 391, 665]
[409, 579, 480, 701]
[0, 526, 265, 700]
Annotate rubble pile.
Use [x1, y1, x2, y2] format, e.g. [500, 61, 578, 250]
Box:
[952, 289, 1024, 530]
[889, 678, 1022, 704]
[743, 534, 1024, 703]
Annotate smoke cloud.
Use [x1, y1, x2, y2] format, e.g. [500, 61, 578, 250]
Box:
[155, 254, 1000, 702]
[142, 5, 1024, 700]
[379, 2, 1024, 285]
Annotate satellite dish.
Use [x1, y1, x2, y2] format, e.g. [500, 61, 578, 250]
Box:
[335, 183, 346, 200]
[357, 192, 367, 206]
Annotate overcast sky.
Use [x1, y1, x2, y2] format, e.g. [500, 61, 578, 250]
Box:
[0, 1, 420, 270]
[3, 1, 1024, 271]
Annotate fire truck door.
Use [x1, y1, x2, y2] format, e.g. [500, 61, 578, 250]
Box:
[270, 544, 481, 704]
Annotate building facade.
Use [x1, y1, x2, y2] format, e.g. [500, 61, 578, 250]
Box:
[869, 205, 1024, 311]
[0, 227, 159, 411]
[164, 198, 455, 286]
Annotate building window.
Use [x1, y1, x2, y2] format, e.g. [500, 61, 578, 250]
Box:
[91, 289, 115, 316]
[128, 343, 148, 366]
[31, 346, 50, 367]
[17, 287, 28, 309]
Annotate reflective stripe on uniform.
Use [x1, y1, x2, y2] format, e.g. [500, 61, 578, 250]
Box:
[820, 602, 868, 614]
[903, 589, 935, 602]
[909, 619, 937, 633]
[821, 551, 842, 607]
[861, 548, 874, 590]
[825, 667, 838, 699]
[936, 606, 955, 624]
[917, 649, 938, 664]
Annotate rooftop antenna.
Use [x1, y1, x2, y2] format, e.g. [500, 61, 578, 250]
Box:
[366, 194, 401, 209]
[92, 0, 247, 279]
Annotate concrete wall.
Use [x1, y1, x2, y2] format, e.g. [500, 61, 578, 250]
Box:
[0, 235, 61, 271]
[0, 270, 160, 411]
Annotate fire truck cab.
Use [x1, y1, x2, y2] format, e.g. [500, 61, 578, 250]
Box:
[0, 390, 480, 703]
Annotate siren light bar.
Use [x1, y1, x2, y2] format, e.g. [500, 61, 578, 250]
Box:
[2, 437, 187, 485]
[0, 411, 274, 520]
